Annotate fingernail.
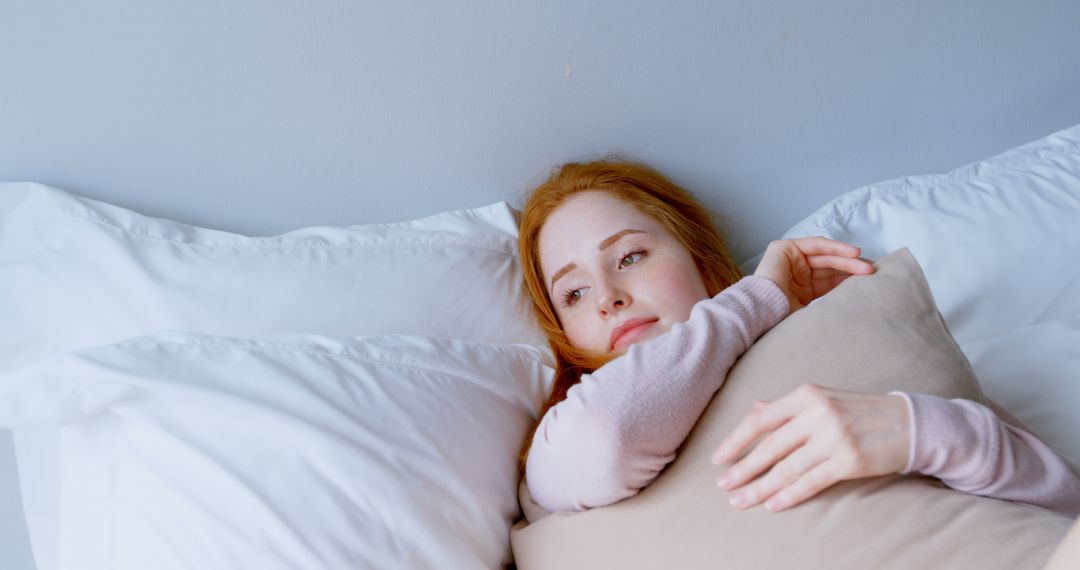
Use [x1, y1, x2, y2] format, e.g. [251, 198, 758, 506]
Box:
[716, 475, 731, 489]
[765, 498, 782, 511]
[729, 495, 747, 509]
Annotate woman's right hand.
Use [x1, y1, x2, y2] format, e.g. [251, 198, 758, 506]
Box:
[753, 237, 874, 316]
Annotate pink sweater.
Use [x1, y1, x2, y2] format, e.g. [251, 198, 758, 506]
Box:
[525, 275, 1080, 517]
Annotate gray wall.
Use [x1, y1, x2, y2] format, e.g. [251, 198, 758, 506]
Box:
[3, 1, 1080, 568]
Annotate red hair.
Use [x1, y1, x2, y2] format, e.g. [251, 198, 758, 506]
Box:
[517, 157, 744, 478]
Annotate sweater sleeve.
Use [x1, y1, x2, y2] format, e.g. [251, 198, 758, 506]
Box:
[887, 391, 1080, 518]
[525, 275, 789, 513]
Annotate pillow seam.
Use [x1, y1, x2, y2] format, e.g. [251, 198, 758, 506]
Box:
[802, 147, 1079, 232]
[117, 335, 539, 410]
[51, 210, 519, 258]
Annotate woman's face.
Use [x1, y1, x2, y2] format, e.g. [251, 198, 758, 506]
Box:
[538, 190, 710, 354]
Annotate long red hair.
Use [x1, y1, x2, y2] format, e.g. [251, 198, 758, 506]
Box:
[517, 157, 744, 478]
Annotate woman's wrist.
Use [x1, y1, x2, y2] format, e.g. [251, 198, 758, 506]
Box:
[734, 275, 791, 323]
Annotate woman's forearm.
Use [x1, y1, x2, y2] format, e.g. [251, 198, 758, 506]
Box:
[526, 275, 789, 512]
[889, 391, 1080, 517]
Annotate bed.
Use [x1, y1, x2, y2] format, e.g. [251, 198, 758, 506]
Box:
[2, 120, 1079, 569]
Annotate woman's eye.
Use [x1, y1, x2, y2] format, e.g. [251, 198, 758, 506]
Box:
[562, 287, 586, 307]
[619, 251, 645, 268]
[558, 251, 643, 308]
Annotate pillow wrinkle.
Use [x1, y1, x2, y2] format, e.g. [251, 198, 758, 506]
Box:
[44, 211, 519, 255]
[124, 335, 535, 413]
[801, 146, 1079, 234]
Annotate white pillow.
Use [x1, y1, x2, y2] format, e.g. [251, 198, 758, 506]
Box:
[958, 316, 1080, 463]
[742, 121, 1080, 462]
[0, 182, 550, 569]
[1, 181, 546, 374]
[0, 331, 552, 570]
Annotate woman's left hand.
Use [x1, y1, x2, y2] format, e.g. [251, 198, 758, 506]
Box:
[710, 384, 911, 513]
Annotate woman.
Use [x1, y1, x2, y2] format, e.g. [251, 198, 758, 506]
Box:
[517, 158, 1080, 517]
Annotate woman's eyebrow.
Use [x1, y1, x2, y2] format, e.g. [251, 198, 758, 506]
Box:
[549, 229, 646, 292]
[597, 228, 645, 251]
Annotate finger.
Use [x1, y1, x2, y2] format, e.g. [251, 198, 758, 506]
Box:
[711, 399, 768, 464]
[822, 272, 855, 293]
[725, 443, 827, 510]
[809, 271, 859, 295]
[711, 393, 804, 465]
[762, 460, 843, 513]
[806, 255, 874, 275]
[716, 412, 813, 491]
[807, 267, 876, 282]
[803, 268, 853, 292]
[806, 268, 867, 298]
[791, 236, 861, 257]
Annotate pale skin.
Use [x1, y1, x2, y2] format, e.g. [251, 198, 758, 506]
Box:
[539, 190, 912, 514]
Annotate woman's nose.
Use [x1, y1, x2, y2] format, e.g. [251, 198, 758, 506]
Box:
[596, 283, 631, 315]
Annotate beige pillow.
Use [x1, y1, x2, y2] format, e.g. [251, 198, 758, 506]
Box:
[1044, 515, 1080, 569]
[510, 247, 1074, 570]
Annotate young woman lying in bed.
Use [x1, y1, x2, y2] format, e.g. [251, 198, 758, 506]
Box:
[517, 158, 1080, 517]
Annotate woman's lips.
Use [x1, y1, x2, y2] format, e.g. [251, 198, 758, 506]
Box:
[610, 319, 659, 351]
